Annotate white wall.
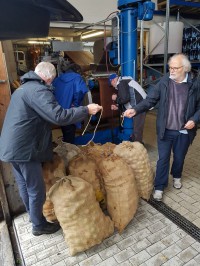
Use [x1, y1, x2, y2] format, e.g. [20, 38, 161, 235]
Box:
[51, 1, 199, 33]
[68, 0, 118, 24]
[68, 0, 157, 24]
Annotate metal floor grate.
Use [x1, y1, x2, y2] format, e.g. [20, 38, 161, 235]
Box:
[148, 197, 200, 242]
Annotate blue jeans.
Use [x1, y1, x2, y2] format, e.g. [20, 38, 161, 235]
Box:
[155, 129, 190, 190]
[11, 162, 47, 230]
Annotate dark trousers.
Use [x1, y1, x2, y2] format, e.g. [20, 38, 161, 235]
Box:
[61, 124, 76, 144]
[155, 129, 190, 190]
[11, 162, 47, 229]
[133, 112, 146, 143]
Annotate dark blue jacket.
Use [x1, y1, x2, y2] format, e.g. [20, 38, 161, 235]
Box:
[0, 71, 89, 162]
[134, 73, 200, 143]
[53, 71, 88, 109]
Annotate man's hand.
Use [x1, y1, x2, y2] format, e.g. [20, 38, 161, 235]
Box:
[184, 120, 195, 130]
[112, 94, 117, 101]
[111, 104, 118, 111]
[87, 104, 102, 115]
[124, 109, 136, 118]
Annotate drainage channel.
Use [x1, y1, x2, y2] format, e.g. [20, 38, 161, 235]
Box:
[148, 197, 200, 243]
[12, 221, 25, 266]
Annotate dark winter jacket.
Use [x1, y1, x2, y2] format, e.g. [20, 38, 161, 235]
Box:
[115, 78, 146, 113]
[0, 71, 89, 162]
[134, 73, 200, 143]
[116, 79, 144, 106]
[53, 70, 88, 109]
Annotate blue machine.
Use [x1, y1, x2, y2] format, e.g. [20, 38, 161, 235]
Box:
[109, 0, 155, 142]
[76, 0, 155, 145]
[110, 0, 155, 78]
[118, 116, 134, 141]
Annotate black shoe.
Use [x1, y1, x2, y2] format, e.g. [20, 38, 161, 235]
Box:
[32, 222, 61, 236]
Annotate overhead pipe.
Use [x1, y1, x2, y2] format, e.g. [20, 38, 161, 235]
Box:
[163, 0, 170, 74]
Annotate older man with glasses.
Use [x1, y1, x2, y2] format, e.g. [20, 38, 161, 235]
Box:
[124, 53, 200, 201]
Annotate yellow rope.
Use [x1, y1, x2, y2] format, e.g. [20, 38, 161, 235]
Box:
[81, 108, 103, 146]
[121, 112, 125, 127]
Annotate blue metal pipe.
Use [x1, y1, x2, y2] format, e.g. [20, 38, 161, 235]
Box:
[119, 7, 138, 78]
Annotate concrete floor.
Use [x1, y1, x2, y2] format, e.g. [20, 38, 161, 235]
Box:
[13, 112, 200, 266]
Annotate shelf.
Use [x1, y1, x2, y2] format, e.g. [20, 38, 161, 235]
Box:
[191, 62, 200, 67]
[157, 0, 200, 19]
[144, 63, 164, 67]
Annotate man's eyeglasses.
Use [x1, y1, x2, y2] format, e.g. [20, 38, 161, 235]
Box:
[168, 66, 183, 71]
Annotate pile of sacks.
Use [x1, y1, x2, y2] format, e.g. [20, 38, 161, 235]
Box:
[42, 141, 154, 256]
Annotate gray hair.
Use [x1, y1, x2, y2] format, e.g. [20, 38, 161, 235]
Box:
[168, 53, 191, 72]
[35, 62, 56, 79]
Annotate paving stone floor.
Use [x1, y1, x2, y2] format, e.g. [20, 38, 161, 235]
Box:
[13, 112, 200, 266]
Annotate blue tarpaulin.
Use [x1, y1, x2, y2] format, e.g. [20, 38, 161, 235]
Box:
[75, 122, 133, 145]
[75, 128, 122, 145]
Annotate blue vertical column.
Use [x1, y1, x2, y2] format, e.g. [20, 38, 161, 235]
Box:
[120, 7, 138, 78]
[119, 6, 138, 141]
